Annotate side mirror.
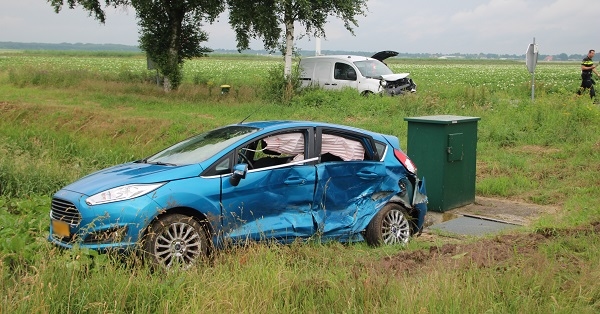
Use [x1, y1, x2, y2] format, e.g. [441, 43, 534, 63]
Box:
[229, 163, 248, 186]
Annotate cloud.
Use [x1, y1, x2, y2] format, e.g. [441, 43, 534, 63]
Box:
[2, 0, 600, 55]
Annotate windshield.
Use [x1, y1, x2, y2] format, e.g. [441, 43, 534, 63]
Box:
[145, 125, 259, 165]
[354, 59, 393, 78]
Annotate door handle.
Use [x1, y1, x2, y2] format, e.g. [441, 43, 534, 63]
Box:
[284, 177, 306, 185]
[357, 171, 378, 179]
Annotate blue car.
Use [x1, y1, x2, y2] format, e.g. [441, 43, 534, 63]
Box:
[49, 121, 427, 268]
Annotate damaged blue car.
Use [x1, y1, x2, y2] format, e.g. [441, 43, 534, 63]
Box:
[49, 121, 427, 268]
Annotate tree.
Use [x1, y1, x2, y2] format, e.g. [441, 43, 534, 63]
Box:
[227, 0, 368, 78]
[556, 53, 568, 61]
[48, 0, 224, 91]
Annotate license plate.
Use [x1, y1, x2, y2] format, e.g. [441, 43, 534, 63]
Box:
[52, 220, 70, 237]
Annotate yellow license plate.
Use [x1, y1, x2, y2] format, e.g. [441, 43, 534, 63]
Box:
[52, 220, 70, 237]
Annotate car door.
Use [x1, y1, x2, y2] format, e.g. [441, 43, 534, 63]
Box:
[220, 128, 318, 243]
[332, 62, 359, 90]
[312, 128, 389, 239]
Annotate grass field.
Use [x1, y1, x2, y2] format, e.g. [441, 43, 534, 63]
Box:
[1, 51, 599, 313]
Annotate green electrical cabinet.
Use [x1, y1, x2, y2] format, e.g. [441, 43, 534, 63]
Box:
[404, 115, 481, 212]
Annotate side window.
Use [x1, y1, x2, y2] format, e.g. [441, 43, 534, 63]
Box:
[214, 157, 231, 173]
[374, 140, 387, 161]
[334, 63, 356, 81]
[202, 154, 232, 176]
[244, 132, 306, 169]
[319, 133, 366, 162]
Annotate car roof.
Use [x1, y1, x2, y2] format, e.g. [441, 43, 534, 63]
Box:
[300, 55, 378, 63]
[235, 120, 384, 138]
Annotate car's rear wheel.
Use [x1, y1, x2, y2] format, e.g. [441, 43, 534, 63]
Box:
[365, 203, 411, 246]
[143, 213, 210, 269]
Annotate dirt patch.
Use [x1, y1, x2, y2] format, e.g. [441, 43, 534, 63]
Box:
[380, 222, 600, 275]
[378, 197, 592, 275]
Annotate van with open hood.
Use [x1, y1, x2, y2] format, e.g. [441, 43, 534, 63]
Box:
[299, 51, 416, 96]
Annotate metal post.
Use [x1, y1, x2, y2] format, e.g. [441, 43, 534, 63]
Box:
[526, 37, 538, 102]
[531, 38, 535, 102]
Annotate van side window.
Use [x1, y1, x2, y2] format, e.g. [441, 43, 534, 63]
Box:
[334, 63, 356, 81]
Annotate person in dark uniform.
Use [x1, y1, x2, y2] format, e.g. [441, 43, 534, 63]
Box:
[578, 49, 600, 99]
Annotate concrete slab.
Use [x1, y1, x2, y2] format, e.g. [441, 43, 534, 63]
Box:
[422, 196, 558, 237]
[427, 216, 519, 236]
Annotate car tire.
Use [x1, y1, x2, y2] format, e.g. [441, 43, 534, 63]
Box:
[365, 203, 411, 246]
[143, 213, 210, 269]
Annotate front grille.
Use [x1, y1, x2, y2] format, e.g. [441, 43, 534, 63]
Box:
[51, 198, 82, 225]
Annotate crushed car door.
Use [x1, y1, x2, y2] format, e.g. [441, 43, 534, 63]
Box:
[313, 128, 389, 240]
[220, 129, 318, 243]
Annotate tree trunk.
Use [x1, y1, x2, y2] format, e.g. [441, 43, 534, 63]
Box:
[163, 77, 172, 91]
[163, 12, 182, 92]
[283, 17, 294, 78]
[163, 47, 178, 92]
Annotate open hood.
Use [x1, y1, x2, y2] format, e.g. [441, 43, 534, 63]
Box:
[371, 51, 399, 62]
[381, 73, 410, 81]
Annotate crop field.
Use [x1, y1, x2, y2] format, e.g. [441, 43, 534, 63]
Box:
[0, 53, 581, 94]
[1, 51, 600, 313]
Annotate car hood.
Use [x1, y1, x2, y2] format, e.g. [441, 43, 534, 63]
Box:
[381, 73, 410, 81]
[61, 162, 203, 196]
[371, 51, 399, 62]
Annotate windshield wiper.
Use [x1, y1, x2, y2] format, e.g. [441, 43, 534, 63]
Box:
[147, 161, 177, 166]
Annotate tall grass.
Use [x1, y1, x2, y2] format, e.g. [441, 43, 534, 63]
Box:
[2, 230, 599, 313]
[1, 52, 600, 312]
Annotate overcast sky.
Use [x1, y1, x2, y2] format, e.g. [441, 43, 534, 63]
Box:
[1, 0, 599, 55]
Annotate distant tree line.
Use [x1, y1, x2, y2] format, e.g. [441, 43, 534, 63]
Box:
[0, 42, 586, 61]
[0, 41, 140, 52]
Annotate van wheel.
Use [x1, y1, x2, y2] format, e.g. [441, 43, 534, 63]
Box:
[143, 214, 210, 269]
[365, 203, 411, 246]
[361, 91, 374, 97]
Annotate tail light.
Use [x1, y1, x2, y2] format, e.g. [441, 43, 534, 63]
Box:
[393, 149, 417, 174]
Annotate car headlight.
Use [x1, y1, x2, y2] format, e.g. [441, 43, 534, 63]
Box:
[86, 183, 165, 205]
[380, 80, 387, 87]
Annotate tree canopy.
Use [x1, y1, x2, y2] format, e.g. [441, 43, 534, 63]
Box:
[48, 0, 224, 91]
[227, 0, 368, 77]
[48, 0, 369, 92]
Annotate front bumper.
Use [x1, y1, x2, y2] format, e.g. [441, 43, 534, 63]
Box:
[49, 189, 161, 251]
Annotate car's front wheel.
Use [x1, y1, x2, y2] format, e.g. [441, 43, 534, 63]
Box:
[365, 203, 411, 246]
[143, 213, 210, 269]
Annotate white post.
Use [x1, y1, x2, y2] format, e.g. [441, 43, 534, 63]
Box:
[526, 37, 538, 102]
[315, 37, 321, 56]
[531, 38, 535, 101]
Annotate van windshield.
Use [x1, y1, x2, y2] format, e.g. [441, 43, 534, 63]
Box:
[354, 60, 393, 78]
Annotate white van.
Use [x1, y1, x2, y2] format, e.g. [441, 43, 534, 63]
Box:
[298, 51, 416, 96]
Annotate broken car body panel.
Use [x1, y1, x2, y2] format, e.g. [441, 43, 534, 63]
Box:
[49, 121, 427, 253]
